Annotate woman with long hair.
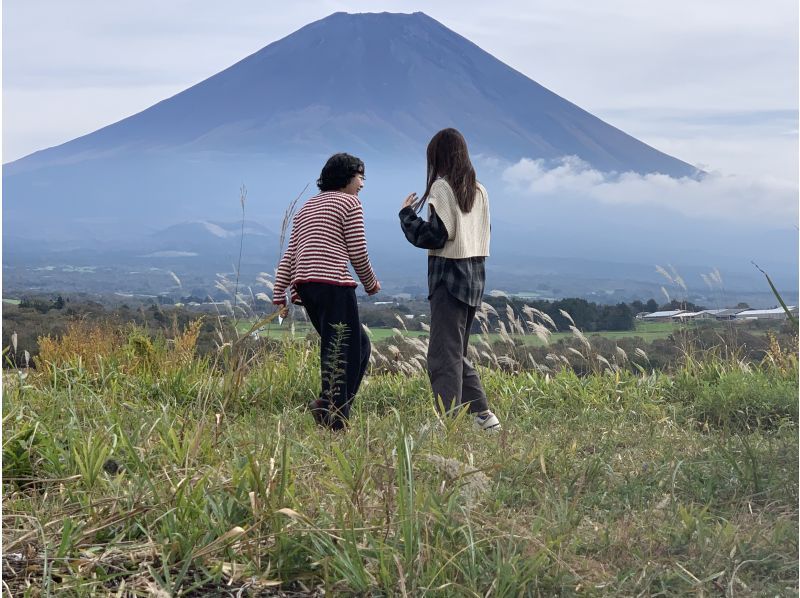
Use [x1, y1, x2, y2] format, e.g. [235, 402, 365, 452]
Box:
[399, 128, 500, 430]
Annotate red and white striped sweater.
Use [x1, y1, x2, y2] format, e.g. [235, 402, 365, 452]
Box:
[273, 192, 378, 304]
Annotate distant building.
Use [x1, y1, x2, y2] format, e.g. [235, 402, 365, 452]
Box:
[714, 308, 747, 321]
[674, 311, 703, 321]
[642, 310, 684, 321]
[677, 309, 732, 321]
[695, 309, 727, 319]
[637, 307, 796, 323]
[735, 306, 798, 320]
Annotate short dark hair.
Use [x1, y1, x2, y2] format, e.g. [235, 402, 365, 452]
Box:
[317, 153, 365, 191]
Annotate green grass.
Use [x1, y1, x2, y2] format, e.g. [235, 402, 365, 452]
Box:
[484, 321, 680, 346]
[245, 320, 430, 342]
[3, 298, 22, 305]
[247, 319, 680, 346]
[3, 326, 797, 595]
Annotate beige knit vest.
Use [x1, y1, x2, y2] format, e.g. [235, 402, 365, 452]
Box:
[427, 178, 491, 259]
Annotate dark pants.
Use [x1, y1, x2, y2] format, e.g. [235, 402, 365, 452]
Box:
[296, 282, 371, 428]
[427, 284, 490, 414]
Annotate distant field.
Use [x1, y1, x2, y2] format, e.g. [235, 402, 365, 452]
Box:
[244, 319, 686, 345]
[241, 320, 429, 342]
[3, 299, 21, 305]
[483, 321, 681, 346]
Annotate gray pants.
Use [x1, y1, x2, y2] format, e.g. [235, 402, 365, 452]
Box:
[427, 284, 490, 414]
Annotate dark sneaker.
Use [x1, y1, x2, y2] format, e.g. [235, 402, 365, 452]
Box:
[307, 399, 328, 427]
[474, 411, 501, 431]
[327, 403, 349, 432]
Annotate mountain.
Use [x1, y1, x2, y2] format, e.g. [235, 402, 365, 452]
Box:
[3, 11, 796, 299]
[147, 220, 278, 255]
[3, 12, 698, 236]
[9, 12, 696, 176]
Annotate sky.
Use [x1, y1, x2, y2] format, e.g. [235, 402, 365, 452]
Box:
[2, 0, 798, 223]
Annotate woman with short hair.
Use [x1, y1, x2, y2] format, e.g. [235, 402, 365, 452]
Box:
[274, 153, 381, 430]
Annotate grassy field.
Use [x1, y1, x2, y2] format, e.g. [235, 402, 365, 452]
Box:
[2, 320, 797, 595]
[247, 320, 430, 342]
[247, 319, 681, 346]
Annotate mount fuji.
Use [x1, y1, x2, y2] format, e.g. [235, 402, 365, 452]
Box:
[3, 12, 795, 301]
[4, 12, 697, 233]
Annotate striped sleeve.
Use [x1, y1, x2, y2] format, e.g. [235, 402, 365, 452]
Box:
[272, 231, 296, 304]
[342, 198, 378, 292]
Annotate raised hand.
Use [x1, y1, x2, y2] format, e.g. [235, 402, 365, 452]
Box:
[401, 192, 418, 210]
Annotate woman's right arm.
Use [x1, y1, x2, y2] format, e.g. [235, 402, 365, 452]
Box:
[273, 233, 296, 305]
[399, 206, 449, 249]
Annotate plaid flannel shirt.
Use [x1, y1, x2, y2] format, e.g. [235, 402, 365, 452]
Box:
[399, 206, 485, 307]
[427, 256, 485, 307]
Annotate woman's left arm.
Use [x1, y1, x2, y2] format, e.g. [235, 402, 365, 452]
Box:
[343, 199, 379, 293]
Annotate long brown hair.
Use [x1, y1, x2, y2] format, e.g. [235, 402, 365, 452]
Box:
[418, 128, 477, 214]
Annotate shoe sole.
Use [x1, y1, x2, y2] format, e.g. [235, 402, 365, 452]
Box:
[475, 415, 501, 431]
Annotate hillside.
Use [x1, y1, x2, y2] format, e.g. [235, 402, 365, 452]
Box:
[2, 313, 797, 594]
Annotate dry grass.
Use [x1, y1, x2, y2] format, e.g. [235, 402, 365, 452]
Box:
[2, 316, 797, 595]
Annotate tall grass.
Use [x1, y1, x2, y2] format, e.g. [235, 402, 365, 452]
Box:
[2, 317, 797, 595]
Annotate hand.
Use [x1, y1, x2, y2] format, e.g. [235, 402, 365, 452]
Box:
[401, 192, 418, 210]
[368, 281, 382, 296]
[277, 304, 289, 318]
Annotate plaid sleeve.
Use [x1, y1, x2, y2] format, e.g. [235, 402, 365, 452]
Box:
[399, 206, 448, 249]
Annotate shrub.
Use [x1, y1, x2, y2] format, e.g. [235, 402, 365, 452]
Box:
[690, 370, 798, 430]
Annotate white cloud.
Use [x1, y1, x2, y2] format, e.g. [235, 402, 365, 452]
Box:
[594, 108, 798, 180]
[502, 156, 798, 226]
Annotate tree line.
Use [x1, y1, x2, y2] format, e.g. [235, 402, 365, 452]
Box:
[483, 297, 705, 332]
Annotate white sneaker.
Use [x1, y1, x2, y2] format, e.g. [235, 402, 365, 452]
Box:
[474, 411, 501, 431]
